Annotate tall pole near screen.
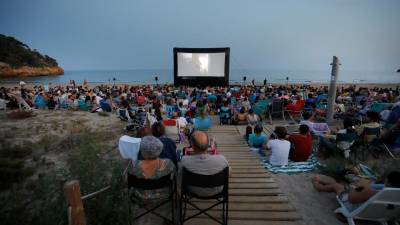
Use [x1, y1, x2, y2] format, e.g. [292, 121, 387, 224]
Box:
[327, 56, 341, 124]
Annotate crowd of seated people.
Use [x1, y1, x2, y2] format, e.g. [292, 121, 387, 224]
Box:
[1, 81, 399, 157]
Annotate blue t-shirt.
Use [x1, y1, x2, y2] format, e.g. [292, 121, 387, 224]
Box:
[194, 117, 212, 131]
[248, 133, 267, 148]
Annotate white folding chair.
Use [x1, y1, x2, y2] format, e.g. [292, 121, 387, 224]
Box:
[335, 188, 400, 225]
[163, 119, 180, 142]
[0, 99, 8, 110]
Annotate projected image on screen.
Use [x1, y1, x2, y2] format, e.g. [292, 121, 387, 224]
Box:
[177, 52, 225, 77]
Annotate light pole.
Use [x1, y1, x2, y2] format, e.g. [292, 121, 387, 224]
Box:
[155, 76, 159, 86]
[286, 76, 289, 89]
[327, 56, 341, 124]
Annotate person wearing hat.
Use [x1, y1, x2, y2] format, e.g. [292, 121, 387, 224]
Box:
[131, 136, 175, 201]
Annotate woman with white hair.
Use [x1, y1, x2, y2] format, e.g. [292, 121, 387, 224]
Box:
[131, 136, 175, 200]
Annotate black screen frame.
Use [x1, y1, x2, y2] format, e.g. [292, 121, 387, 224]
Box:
[173, 47, 230, 86]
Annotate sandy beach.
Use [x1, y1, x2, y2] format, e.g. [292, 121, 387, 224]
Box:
[2, 109, 397, 224]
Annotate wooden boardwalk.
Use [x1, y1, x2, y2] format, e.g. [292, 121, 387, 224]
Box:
[186, 126, 304, 225]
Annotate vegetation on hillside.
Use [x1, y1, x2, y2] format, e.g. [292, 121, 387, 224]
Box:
[0, 34, 59, 68]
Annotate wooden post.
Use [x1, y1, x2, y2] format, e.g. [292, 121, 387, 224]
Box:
[327, 56, 341, 124]
[64, 180, 86, 225]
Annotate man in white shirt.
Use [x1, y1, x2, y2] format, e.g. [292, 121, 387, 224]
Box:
[267, 126, 290, 166]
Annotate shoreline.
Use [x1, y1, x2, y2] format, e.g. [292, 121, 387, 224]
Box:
[0, 81, 398, 89]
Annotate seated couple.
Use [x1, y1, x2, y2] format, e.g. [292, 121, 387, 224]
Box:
[131, 131, 229, 201]
[312, 171, 400, 213]
[247, 125, 313, 165]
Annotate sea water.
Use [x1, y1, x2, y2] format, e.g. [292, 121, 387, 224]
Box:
[0, 69, 399, 85]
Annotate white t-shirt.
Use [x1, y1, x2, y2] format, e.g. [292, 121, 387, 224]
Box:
[177, 116, 188, 128]
[267, 139, 290, 166]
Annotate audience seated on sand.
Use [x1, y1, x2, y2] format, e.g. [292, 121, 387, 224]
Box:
[241, 97, 251, 111]
[193, 110, 212, 131]
[248, 125, 267, 149]
[234, 107, 248, 125]
[247, 108, 260, 126]
[175, 112, 188, 129]
[147, 122, 178, 165]
[381, 119, 400, 154]
[319, 118, 357, 156]
[179, 131, 229, 197]
[357, 111, 381, 142]
[266, 126, 290, 166]
[385, 100, 400, 126]
[131, 136, 175, 201]
[312, 171, 400, 212]
[299, 111, 315, 130]
[288, 124, 313, 162]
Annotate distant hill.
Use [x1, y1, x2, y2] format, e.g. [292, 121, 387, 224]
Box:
[0, 34, 63, 77]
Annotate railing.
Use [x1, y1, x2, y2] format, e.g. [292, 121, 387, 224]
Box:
[63, 161, 130, 225]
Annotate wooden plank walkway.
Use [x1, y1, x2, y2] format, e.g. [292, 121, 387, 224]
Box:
[185, 126, 304, 225]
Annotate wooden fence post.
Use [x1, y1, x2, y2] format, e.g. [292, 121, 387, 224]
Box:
[64, 180, 86, 225]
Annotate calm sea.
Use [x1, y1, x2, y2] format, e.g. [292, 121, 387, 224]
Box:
[0, 69, 399, 85]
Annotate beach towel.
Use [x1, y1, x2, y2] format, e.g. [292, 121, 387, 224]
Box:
[262, 154, 319, 174]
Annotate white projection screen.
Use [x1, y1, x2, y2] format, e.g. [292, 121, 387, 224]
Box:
[174, 48, 230, 86]
[177, 52, 225, 77]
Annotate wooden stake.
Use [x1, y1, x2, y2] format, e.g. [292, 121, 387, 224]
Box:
[64, 180, 86, 225]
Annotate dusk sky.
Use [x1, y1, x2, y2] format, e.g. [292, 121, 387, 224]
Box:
[1, 0, 399, 71]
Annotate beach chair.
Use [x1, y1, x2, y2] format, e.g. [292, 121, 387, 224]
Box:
[0, 99, 8, 110]
[334, 188, 400, 225]
[78, 99, 89, 111]
[136, 95, 146, 106]
[336, 132, 358, 159]
[253, 100, 271, 122]
[165, 105, 176, 118]
[163, 119, 180, 142]
[100, 100, 112, 112]
[270, 99, 285, 120]
[285, 124, 300, 134]
[350, 126, 381, 161]
[127, 172, 175, 225]
[219, 107, 232, 125]
[316, 94, 328, 103]
[180, 167, 229, 225]
[311, 123, 330, 136]
[117, 108, 131, 121]
[285, 100, 305, 121]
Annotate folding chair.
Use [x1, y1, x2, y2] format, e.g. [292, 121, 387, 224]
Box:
[219, 107, 232, 125]
[270, 99, 285, 120]
[180, 167, 229, 225]
[163, 119, 181, 142]
[253, 100, 271, 123]
[285, 124, 300, 134]
[334, 188, 400, 225]
[0, 99, 8, 110]
[285, 100, 305, 121]
[117, 108, 131, 121]
[127, 172, 175, 225]
[100, 100, 112, 112]
[78, 99, 90, 111]
[356, 127, 381, 160]
[336, 133, 358, 159]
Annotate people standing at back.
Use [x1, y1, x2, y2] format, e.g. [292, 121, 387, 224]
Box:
[267, 126, 290, 166]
